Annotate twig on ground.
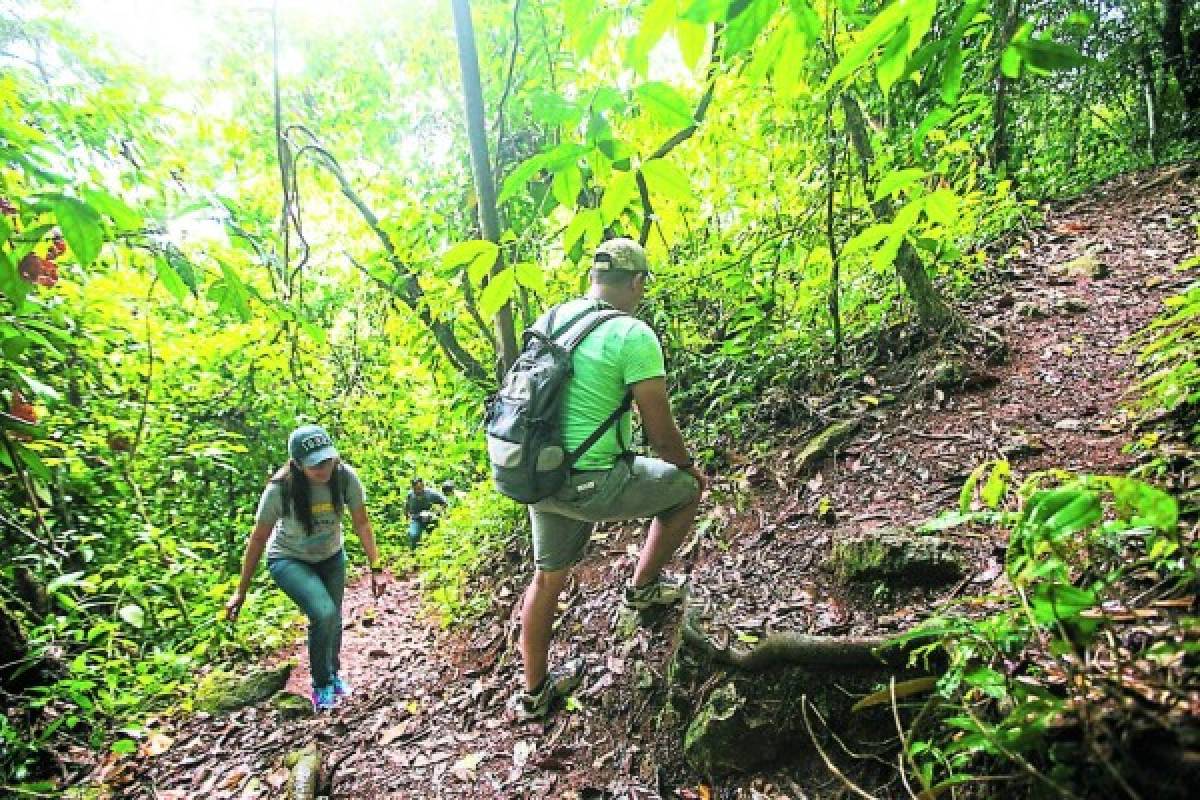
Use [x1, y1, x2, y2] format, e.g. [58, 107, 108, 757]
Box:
[801, 695, 881, 800]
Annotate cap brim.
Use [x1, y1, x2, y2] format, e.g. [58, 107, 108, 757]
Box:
[299, 445, 338, 468]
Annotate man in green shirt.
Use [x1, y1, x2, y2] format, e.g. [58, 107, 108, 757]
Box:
[512, 238, 707, 721]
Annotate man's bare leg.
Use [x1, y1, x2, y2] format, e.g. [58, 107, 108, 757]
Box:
[631, 492, 701, 588]
[519, 567, 570, 691]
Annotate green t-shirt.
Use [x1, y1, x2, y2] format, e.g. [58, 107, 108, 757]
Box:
[553, 297, 666, 471]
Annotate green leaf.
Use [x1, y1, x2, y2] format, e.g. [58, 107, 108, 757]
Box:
[163, 249, 198, 297]
[842, 222, 894, 257]
[513, 262, 546, 293]
[47, 571, 87, 594]
[681, 0, 730, 24]
[1000, 44, 1022, 78]
[640, 159, 695, 203]
[876, 22, 910, 94]
[44, 194, 104, 267]
[827, 0, 912, 86]
[636, 82, 695, 128]
[874, 168, 926, 201]
[724, 0, 776, 57]
[676, 20, 709, 71]
[529, 91, 581, 127]
[940, 45, 963, 104]
[82, 187, 142, 230]
[1030, 583, 1095, 624]
[600, 171, 639, 225]
[914, 106, 954, 150]
[632, 0, 678, 75]
[923, 189, 960, 227]
[1111, 479, 1178, 533]
[563, 209, 603, 254]
[478, 267, 516, 320]
[552, 164, 583, 209]
[443, 239, 500, 285]
[119, 604, 145, 629]
[155, 254, 189, 302]
[111, 739, 138, 755]
[1015, 39, 1089, 72]
[789, 0, 821, 44]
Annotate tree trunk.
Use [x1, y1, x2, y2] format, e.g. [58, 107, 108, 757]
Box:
[841, 95, 961, 333]
[1162, 0, 1200, 119]
[451, 0, 520, 376]
[991, 0, 1024, 173]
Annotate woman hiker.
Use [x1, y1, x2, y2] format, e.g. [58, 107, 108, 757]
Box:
[225, 424, 385, 711]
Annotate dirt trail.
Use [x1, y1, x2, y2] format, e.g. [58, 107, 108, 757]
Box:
[108, 166, 1198, 799]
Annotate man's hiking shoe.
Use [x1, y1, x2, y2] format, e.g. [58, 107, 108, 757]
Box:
[311, 684, 337, 712]
[624, 574, 687, 610]
[509, 659, 585, 721]
[332, 674, 352, 699]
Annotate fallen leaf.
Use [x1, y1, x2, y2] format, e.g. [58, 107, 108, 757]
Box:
[140, 732, 173, 757]
[451, 751, 485, 781]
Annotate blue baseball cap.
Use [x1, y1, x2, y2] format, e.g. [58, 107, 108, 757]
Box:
[287, 424, 338, 468]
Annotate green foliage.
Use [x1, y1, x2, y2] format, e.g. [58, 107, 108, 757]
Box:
[900, 470, 1192, 796]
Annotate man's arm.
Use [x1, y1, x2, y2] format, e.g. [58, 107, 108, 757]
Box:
[630, 377, 707, 490]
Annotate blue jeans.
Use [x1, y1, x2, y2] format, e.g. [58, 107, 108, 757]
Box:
[408, 518, 431, 548]
[268, 549, 345, 689]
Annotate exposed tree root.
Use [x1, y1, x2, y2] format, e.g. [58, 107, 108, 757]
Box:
[679, 608, 926, 671]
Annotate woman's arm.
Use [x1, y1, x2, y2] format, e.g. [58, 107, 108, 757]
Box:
[351, 505, 385, 598]
[225, 520, 274, 621]
[350, 505, 380, 566]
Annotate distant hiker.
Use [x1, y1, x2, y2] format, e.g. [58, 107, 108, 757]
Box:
[506, 238, 706, 721]
[405, 477, 447, 548]
[225, 424, 384, 712]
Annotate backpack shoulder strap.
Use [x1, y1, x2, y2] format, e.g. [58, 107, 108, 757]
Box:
[554, 307, 627, 352]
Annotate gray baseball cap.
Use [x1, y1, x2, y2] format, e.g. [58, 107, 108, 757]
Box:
[592, 237, 649, 273]
[288, 424, 338, 467]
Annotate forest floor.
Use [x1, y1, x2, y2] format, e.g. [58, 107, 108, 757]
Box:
[97, 164, 1199, 799]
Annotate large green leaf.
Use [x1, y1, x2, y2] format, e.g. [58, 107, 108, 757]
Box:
[636, 82, 695, 128]
[514, 261, 546, 294]
[874, 168, 926, 201]
[82, 187, 142, 231]
[632, 0, 678, 75]
[44, 194, 104, 268]
[478, 266, 516, 320]
[827, 0, 912, 86]
[563, 209, 604, 254]
[789, 0, 821, 44]
[442, 239, 499, 284]
[724, 0, 776, 56]
[1014, 39, 1089, 72]
[552, 164, 584, 210]
[640, 159, 695, 203]
[600, 171, 639, 225]
[940, 44, 963, 104]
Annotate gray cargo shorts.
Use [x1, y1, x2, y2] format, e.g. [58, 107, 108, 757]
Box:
[529, 455, 700, 572]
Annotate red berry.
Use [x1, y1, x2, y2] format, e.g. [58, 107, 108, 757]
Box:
[18, 253, 41, 283]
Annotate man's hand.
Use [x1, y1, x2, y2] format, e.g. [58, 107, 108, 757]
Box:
[370, 569, 388, 599]
[225, 591, 246, 623]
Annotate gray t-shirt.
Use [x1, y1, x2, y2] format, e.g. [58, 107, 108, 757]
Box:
[256, 464, 366, 562]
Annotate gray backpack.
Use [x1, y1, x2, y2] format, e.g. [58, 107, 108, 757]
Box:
[485, 302, 631, 504]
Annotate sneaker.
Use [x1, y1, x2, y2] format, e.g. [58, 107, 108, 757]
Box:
[332, 674, 352, 699]
[509, 659, 585, 721]
[623, 574, 687, 610]
[311, 684, 337, 712]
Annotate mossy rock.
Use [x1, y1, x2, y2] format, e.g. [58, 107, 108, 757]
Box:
[796, 419, 860, 475]
[195, 663, 293, 714]
[271, 690, 314, 721]
[684, 682, 780, 774]
[1051, 254, 1109, 280]
[831, 530, 963, 586]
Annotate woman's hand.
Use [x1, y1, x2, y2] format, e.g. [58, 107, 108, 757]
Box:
[225, 590, 247, 622]
[369, 570, 387, 599]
